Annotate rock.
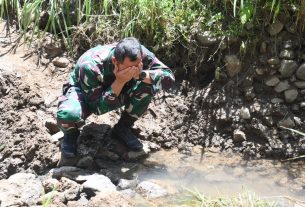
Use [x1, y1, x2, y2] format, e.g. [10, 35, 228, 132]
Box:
[267, 57, 280, 66]
[283, 40, 296, 49]
[136, 181, 168, 198]
[67, 194, 88, 207]
[196, 31, 218, 46]
[50, 166, 88, 180]
[82, 173, 116, 196]
[265, 76, 280, 86]
[255, 67, 266, 75]
[268, 19, 284, 36]
[87, 191, 134, 207]
[278, 117, 295, 128]
[224, 55, 242, 77]
[278, 60, 298, 78]
[240, 107, 251, 119]
[274, 81, 290, 93]
[0, 173, 43, 207]
[296, 63, 305, 80]
[271, 98, 284, 104]
[294, 81, 305, 89]
[300, 102, 305, 108]
[279, 50, 295, 60]
[293, 117, 302, 125]
[117, 179, 137, 190]
[120, 189, 136, 198]
[77, 156, 94, 169]
[291, 104, 299, 111]
[260, 42, 267, 53]
[290, 75, 296, 82]
[44, 44, 62, 58]
[59, 177, 82, 201]
[233, 129, 246, 142]
[53, 57, 70, 68]
[284, 89, 298, 103]
[42, 178, 61, 193]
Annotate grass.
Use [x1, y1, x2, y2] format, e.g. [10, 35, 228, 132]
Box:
[174, 189, 276, 207]
[0, 144, 4, 152]
[1, 0, 305, 58]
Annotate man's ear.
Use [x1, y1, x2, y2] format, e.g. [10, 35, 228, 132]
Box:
[112, 56, 117, 65]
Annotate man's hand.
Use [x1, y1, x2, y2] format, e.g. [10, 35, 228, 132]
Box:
[113, 65, 136, 84]
[133, 62, 143, 80]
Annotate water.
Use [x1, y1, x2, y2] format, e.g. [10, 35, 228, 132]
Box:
[134, 147, 305, 206]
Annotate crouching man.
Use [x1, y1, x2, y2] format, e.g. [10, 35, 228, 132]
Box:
[56, 37, 175, 157]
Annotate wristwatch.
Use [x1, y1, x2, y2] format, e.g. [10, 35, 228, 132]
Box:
[139, 71, 147, 81]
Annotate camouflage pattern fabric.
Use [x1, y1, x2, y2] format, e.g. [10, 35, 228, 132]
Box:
[57, 44, 175, 132]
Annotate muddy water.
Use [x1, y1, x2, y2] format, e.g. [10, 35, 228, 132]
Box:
[134, 148, 305, 206]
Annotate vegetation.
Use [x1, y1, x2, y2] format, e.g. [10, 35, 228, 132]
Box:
[1, 0, 305, 58]
[175, 189, 276, 207]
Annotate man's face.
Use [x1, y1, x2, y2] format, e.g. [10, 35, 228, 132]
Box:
[112, 55, 142, 71]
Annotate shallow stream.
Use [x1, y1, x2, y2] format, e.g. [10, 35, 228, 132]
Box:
[131, 148, 305, 206]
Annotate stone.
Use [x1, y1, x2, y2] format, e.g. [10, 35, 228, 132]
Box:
[42, 178, 61, 193]
[117, 179, 137, 190]
[278, 60, 298, 78]
[260, 42, 267, 53]
[255, 67, 266, 75]
[196, 31, 218, 46]
[268, 19, 284, 36]
[279, 49, 295, 60]
[291, 104, 299, 111]
[240, 107, 251, 119]
[300, 102, 305, 108]
[120, 189, 136, 198]
[274, 81, 290, 93]
[267, 57, 280, 66]
[233, 129, 246, 142]
[224, 55, 242, 77]
[296, 63, 305, 80]
[0, 173, 43, 207]
[278, 117, 295, 128]
[271, 98, 284, 104]
[82, 174, 116, 196]
[293, 117, 302, 125]
[53, 57, 70, 68]
[77, 156, 94, 169]
[67, 194, 88, 207]
[59, 177, 82, 201]
[44, 44, 62, 58]
[294, 81, 305, 89]
[87, 191, 134, 207]
[265, 76, 280, 86]
[283, 40, 296, 49]
[136, 181, 168, 198]
[50, 166, 88, 180]
[284, 89, 298, 103]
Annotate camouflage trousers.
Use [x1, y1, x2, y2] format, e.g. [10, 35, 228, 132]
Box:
[56, 81, 154, 133]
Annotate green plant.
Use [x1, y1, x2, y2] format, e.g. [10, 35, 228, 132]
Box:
[177, 188, 276, 207]
[0, 144, 5, 152]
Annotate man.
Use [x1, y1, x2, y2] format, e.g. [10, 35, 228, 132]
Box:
[56, 37, 175, 158]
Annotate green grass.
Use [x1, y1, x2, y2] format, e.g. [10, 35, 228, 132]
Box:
[1, 0, 305, 58]
[175, 189, 276, 207]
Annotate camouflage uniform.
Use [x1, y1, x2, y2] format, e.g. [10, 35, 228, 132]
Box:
[57, 44, 175, 132]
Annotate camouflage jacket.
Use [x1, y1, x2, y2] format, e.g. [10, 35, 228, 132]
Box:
[69, 44, 175, 112]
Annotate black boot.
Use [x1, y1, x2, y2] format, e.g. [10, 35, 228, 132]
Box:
[61, 129, 80, 158]
[112, 113, 143, 151]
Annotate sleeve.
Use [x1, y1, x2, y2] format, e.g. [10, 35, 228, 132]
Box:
[77, 62, 120, 114]
[141, 45, 175, 93]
